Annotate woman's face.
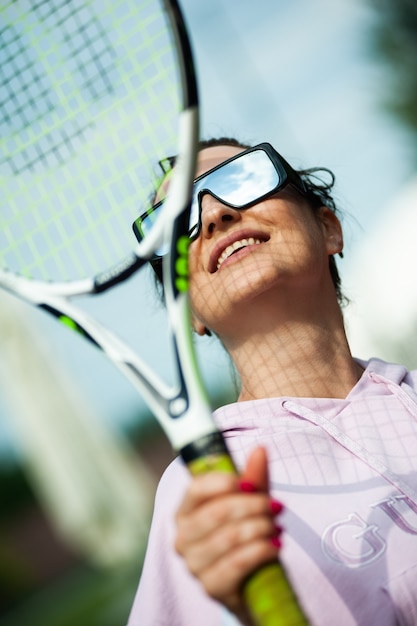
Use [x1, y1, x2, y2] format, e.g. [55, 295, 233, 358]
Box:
[188, 145, 343, 337]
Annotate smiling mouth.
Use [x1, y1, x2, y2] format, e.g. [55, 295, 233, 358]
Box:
[216, 237, 264, 270]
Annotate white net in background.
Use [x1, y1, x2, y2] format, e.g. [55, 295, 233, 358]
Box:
[0, 0, 181, 282]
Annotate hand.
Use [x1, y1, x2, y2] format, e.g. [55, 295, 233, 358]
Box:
[175, 447, 283, 623]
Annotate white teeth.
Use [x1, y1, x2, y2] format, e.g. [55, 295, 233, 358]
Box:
[216, 238, 262, 270]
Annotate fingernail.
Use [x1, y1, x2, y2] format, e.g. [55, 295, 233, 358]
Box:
[269, 499, 284, 515]
[271, 535, 282, 549]
[238, 480, 257, 493]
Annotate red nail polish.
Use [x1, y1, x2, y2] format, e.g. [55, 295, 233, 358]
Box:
[269, 499, 284, 515]
[238, 480, 257, 493]
[271, 535, 282, 549]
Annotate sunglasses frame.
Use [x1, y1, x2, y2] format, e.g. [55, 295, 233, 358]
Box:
[133, 142, 307, 260]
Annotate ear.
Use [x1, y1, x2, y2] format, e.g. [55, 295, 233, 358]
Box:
[317, 206, 343, 256]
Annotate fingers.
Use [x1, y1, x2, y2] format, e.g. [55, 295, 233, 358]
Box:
[176, 489, 280, 569]
[196, 531, 280, 607]
[175, 447, 284, 616]
[239, 446, 269, 493]
[177, 446, 271, 518]
[176, 470, 238, 516]
[176, 478, 274, 540]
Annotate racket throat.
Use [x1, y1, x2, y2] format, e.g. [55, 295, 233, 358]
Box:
[168, 387, 189, 418]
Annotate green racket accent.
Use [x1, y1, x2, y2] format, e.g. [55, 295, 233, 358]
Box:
[175, 234, 190, 291]
[175, 277, 189, 292]
[175, 257, 188, 277]
[59, 315, 82, 333]
[177, 234, 191, 257]
[57, 315, 96, 345]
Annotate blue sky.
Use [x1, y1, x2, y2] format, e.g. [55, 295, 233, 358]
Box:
[1, 0, 415, 458]
[182, 0, 414, 232]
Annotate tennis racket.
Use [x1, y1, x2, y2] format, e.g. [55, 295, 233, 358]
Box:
[0, 1, 307, 624]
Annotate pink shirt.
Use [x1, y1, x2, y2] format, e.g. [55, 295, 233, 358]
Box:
[128, 359, 417, 625]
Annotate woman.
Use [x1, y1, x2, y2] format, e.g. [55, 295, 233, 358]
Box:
[128, 139, 417, 626]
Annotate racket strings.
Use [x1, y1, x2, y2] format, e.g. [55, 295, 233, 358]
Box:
[1, 0, 181, 282]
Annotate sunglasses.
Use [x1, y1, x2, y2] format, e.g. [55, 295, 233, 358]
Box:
[133, 143, 307, 258]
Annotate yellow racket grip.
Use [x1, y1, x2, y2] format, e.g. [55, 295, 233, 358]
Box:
[183, 436, 309, 626]
[243, 561, 308, 626]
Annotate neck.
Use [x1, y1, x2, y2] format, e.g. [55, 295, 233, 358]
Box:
[220, 291, 361, 401]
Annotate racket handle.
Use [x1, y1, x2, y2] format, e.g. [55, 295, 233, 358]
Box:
[181, 433, 309, 626]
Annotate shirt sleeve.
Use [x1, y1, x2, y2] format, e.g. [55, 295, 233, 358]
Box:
[127, 457, 227, 626]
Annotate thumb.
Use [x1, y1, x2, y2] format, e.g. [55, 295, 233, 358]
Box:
[239, 446, 269, 493]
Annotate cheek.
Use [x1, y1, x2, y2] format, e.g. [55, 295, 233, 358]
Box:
[188, 281, 215, 329]
[188, 266, 214, 316]
[285, 211, 326, 257]
[188, 245, 230, 327]
[187, 241, 201, 290]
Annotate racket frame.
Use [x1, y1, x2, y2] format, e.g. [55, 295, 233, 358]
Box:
[0, 0, 309, 622]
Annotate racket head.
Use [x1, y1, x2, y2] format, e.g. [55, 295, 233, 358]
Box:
[0, 0, 198, 292]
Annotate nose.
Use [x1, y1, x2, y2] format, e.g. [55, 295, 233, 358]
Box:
[199, 192, 241, 237]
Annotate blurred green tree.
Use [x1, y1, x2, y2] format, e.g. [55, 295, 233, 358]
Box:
[368, 0, 417, 141]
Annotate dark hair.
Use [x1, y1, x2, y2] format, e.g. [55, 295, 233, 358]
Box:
[152, 137, 346, 305]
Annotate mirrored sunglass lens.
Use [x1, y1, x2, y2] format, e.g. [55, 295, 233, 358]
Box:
[139, 206, 161, 239]
[136, 205, 169, 256]
[139, 149, 282, 254]
[212, 150, 280, 204]
[188, 150, 280, 236]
